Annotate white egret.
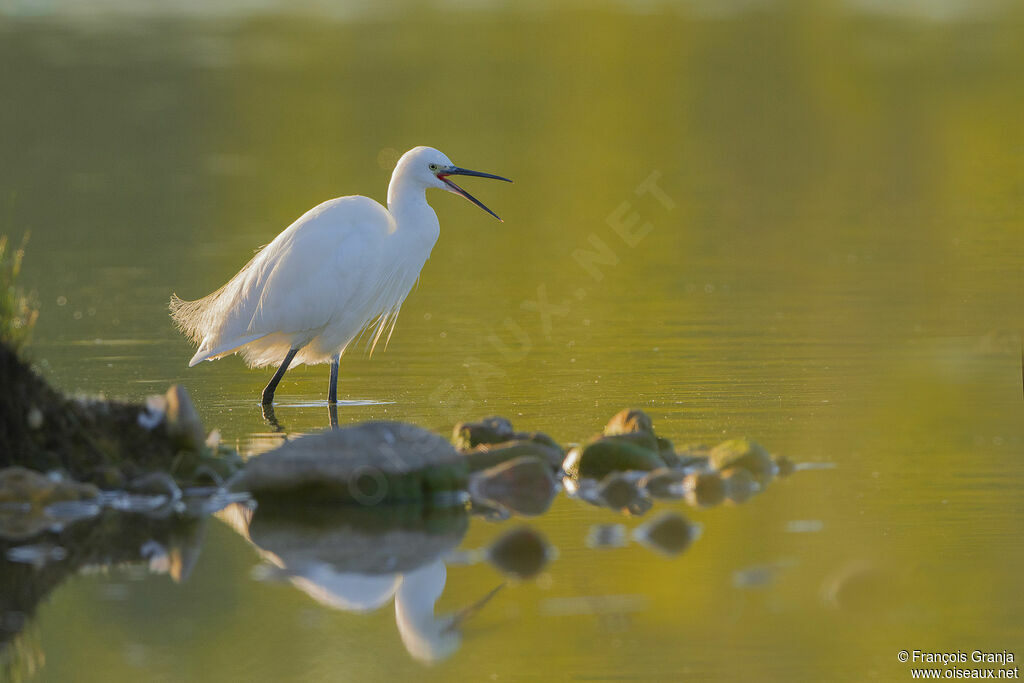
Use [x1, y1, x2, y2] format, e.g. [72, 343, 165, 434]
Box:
[170, 146, 511, 405]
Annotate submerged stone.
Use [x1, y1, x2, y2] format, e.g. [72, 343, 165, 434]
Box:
[469, 456, 557, 517]
[485, 526, 552, 579]
[633, 512, 700, 556]
[562, 437, 664, 480]
[234, 422, 468, 505]
[708, 438, 773, 478]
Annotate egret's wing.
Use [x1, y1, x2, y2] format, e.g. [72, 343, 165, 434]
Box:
[245, 197, 393, 338]
[173, 196, 393, 365]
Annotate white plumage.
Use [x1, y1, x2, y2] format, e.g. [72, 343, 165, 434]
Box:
[170, 146, 510, 404]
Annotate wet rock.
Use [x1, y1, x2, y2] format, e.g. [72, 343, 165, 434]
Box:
[682, 471, 727, 508]
[233, 422, 468, 505]
[0, 467, 99, 507]
[655, 437, 684, 468]
[708, 438, 773, 479]
[469, 456, 557, 517]
[604, 408, 655, 437]
[453, 416, 515, 450]
[463, 440, 564, 473]
[639, 468, 687, 500]
[562, 437, 665, 480]
[596, 473, 645, 512]
[774, 455, 796, 478]
[633, 512, 700, 556]
[722, 468, 759, 504]
[485, 526, 553, 579]
[163, 385, 205, 453]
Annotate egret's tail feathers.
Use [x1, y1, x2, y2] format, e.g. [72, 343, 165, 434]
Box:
[169, 292, 214, 346]
[189, 333, 269, 366]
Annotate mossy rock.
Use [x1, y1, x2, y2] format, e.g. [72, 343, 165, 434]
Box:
[452, 416, 515, 450]
[234, 422, 468, 505]
[708, 438, 773, 477]
[562, 437, 665, 480]
[603, 408, 654, 437]
[463, 440, 563, 473]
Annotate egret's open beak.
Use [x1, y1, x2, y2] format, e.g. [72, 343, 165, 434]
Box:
[437, 166, 512, 222]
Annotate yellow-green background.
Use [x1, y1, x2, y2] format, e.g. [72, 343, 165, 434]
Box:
[1, 1, 1022, 680]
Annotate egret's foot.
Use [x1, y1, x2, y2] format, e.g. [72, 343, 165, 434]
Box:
[261, 403, 283, 432]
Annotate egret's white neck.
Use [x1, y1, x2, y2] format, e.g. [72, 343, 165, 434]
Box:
[386, 172, 439, 244]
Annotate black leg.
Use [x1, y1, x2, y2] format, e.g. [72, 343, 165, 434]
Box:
[327, 403, 339, 429]
[328, 353, 340, 405]
[261, 402, 284, 432]
[262, 347, 299, 405]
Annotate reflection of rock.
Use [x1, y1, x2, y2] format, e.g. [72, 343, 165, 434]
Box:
[233, 422, 468, 505]
[0, 467, 99, 507]
[722, 468, 759, 504]
[595, 473, 646, 513]
[0, 468, 101, 541]
[639, 468, 687, 500]
[774, 455, 796, 477]
[0, 506, 208, 666]
[220, 501, 502, 664]
[682, 471, 727, 508]
[633, 512, 700, 556]
[469, 457, 557, 517]
[485, 526, 553, 579]
[585, 523, 629, 549]
[709, 438, 773, 479]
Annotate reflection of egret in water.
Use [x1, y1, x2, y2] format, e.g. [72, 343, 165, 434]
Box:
[395, 561, 503, 663]
[218, 502, 500, 663]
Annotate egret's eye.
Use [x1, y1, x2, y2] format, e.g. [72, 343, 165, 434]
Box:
[429, 164, 438, 172]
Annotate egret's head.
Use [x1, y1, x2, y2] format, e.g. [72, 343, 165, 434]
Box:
[394, 146, 512, 221]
